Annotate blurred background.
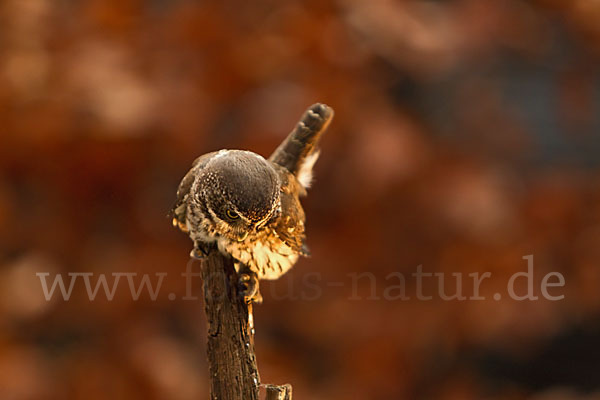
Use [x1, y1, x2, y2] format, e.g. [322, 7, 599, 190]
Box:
[1, 0, 600, 399]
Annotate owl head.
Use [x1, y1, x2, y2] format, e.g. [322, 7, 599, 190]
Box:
[192, 150, 281, 242]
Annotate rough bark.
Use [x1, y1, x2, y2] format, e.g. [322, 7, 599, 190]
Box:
[201, 250, 260, 400]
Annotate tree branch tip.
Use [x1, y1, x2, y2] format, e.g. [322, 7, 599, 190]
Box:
[265, 384, 293, 400]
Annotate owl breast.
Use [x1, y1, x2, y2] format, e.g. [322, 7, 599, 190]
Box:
[218, 226, 299, 280]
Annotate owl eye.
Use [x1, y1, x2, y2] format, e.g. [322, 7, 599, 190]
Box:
[226, 210, 240, 220]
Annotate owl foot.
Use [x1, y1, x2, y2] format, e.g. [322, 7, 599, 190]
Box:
[189, 247, 208, 260]
[189, 242, 213, 260]
[238, 270, 263, 304]
[189, 248, 206, 260]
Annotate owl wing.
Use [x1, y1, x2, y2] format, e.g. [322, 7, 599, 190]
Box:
[170, 152, 217, 231]
[273, 170, 310, 256]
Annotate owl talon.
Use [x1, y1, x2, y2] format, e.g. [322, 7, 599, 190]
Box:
[190, 243, 212, 260]
[238, 271, 262, 304]
[190, 248, 206, 260]
[190, 242, 216, 260]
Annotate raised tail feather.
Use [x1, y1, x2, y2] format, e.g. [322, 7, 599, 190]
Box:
[269, 103, 334, 187]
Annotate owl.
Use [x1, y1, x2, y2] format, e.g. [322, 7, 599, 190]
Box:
[171, 103, 333, 302]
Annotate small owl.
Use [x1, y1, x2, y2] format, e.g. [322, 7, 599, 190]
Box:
[171, 103, 333, 301]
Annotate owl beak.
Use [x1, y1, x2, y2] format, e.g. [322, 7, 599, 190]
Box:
[237, 231, 249, 242]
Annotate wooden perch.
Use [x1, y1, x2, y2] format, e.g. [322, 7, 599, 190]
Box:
[200, 250, 294, 399]
[201, 250, 260, 400]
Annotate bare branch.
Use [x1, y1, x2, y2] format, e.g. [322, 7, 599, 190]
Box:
[201, 250, 260, 400]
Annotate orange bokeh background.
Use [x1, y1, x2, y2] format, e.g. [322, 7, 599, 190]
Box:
[1, 1, 600, 399]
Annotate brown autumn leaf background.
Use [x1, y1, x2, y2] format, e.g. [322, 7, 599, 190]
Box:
[1, 0, 600, 399]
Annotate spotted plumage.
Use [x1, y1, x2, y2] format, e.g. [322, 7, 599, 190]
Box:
[171, 103, 333, 287]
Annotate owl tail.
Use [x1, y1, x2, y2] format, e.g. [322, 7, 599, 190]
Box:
[269, 103, 334, 189]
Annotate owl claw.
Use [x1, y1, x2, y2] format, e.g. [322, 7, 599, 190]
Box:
[190, 248, 206, 260]
[238, 271, 262, 304]
[189, 241, 217, 260]
[190, 242, 212, 260]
